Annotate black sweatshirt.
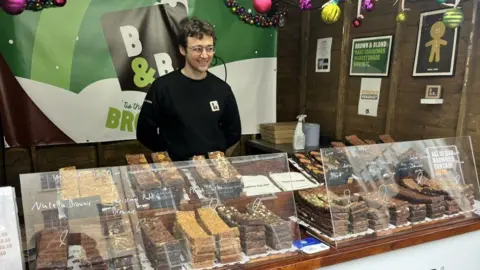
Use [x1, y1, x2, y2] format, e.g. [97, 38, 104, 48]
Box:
[136, 70, 242, 161]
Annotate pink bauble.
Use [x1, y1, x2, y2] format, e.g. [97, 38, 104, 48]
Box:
[1, 0, 26, 15]
[53, 0, 66, 7]
[253, 0, 272, 13]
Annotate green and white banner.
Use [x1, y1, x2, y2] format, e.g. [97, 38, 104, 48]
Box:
[0, 0, 277, 146]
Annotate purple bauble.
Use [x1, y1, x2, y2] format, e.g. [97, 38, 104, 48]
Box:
[362, 0, 375, 12]
[1, 0, 26, 15]
[53, 0, 66, 7]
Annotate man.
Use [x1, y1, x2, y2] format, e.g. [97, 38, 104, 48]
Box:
[136, 17, 242, 161]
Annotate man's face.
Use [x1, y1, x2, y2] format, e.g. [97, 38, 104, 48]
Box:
[180, 36, 214, 73]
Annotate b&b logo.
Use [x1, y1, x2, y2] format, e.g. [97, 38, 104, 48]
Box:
[101, 3, 188, 92]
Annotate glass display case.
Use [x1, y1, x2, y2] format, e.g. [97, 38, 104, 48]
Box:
[20, 152, 302, 269]
[294, 136, 480, 248]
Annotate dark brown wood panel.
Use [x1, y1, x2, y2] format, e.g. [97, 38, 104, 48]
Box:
[5, 148, 32, 198]
[305, 5, 346, 139]
[34, 144, 98, 172]
[343, 1, 396, 139]
[277, 7, 303, 122]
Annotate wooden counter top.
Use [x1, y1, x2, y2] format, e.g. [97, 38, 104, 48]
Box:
[246, 216, 480, 269]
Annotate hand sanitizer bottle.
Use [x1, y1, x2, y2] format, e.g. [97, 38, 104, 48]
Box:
[293, 114, 307, 150]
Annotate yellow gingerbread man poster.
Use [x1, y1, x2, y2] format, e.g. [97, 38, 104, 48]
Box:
[414, 9, 459, 76]
[425, 21, 448, 63]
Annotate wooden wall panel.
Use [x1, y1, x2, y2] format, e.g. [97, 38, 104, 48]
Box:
[5, 148, 32, 198]
[34, 145, 98, 172]
[465, 6, 480, 168]
[343, 0, 396, 140]
[393, 2, 473, 142]
[304, 5, 345, 138]
[277, 7, 302, 122]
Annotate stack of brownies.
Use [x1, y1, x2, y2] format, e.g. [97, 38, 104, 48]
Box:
[292, 152, 325, 181]
[208, 151, 244, 200]
[408, 203, 427, 223]
[175, 211, 215, 268]
[391, 180, 446, 219]
[192, 155, 220, 199]
[322, 191, 369, 234]
[386, 197, 410, 226]
[151, 152, 185, 207]
[59, 166, 80, 201]
[126, 154, 175, 210]
[347, 200, 369, 234]
[106, 219, 139, 270]
[296, 189, 350, 237]
[397, 177, 445, 219]
[78, 233, 108, 269]
[35, 228, 68, 270]
[216, 205, 267, 256]
[421, 179, 475, 215]
[246, 202, 293, 250]
[197, 208, 243, 264]
[141, 216, 182, 270]
[358, 192, 390, 231]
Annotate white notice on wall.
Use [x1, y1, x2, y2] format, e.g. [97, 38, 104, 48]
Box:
[0, 187, 24, 269]
[315, 37, 332, 73]
[358, 78, 381, 117]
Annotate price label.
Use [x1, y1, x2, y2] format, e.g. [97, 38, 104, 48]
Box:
[454, 175, 461, 184]
[378, 184, 388, 204]
[58, 230, 68, 247]
[136, 218, 146, 233]
[252, 198, 263, 212]
[208, 198, 220, 209]
[416, 171, 423, 184]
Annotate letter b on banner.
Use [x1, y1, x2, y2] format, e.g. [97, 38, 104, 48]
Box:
[120, 25, 142, 57]
[101, 5, 188, 92]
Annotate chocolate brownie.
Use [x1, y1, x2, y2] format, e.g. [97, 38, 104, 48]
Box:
[389, 219, 409, 226]
[408, 216, 426, 222]
[244, 246, 267, 256]
[242, 239, 267, 248]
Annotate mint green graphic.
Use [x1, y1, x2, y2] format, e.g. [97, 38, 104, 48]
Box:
[30, 0, 92, 89]
[0, 0, 277, 93]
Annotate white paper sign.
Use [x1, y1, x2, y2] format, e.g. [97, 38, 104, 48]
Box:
[316, 38, 332, 73]
[0, 187, 24, 270]
[358, 78, 382, 117]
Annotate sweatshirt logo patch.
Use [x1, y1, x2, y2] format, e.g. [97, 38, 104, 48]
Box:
[210, 101, 220, 112]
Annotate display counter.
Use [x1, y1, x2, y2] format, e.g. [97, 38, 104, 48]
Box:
[249, 217, 480, 269]
[16, 136, 480, 269]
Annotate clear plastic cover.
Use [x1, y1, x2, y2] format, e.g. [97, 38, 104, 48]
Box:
[20, 152, 301, 269]
[296, 136, 480, 248]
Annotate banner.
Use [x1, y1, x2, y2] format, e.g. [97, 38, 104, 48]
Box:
[0, 0, 278, 147]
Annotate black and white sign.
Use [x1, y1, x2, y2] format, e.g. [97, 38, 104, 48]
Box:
[413, 9, 459, 77]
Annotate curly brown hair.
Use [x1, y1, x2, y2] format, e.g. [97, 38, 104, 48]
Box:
[177, 17, 216, 48]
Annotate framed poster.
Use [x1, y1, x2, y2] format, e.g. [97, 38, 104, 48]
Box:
[413, 9, 459, 77]
[350, 35, 393, 77]
[425, 85, 443, 99]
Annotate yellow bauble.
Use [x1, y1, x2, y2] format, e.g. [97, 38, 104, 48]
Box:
[396, 12, 407, 22]
[322, 3, 341, 24]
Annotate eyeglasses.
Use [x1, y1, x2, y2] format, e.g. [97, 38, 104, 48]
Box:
[188, 46, 215, 55]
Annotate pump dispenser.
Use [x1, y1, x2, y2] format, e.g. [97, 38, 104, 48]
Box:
[293, 114, 307, 150]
